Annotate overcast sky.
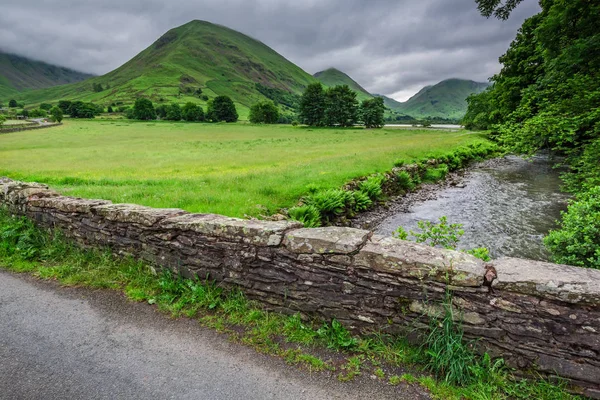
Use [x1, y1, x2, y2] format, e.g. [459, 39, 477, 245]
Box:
[0, 0, 540, 101]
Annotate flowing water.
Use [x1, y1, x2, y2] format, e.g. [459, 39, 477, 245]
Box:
[375, 155, 570, 261]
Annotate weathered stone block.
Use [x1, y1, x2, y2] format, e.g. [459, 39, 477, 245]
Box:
[355, 235, 485, 287]
[283, 227, 370, 254]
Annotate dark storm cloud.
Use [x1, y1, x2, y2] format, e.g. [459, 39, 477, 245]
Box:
[0, 0, 540, 100]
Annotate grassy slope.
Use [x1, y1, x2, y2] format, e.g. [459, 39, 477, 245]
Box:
[0, 52, 92, 97]
[392, 79, 490, 120]
[0, 120, 489, 216]
[6, 21, 319, 118]
[313, 68, 374, 102]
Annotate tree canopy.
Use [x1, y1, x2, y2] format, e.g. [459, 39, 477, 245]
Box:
[249, 101, 279, 124]
[131, 98, 156, 121]
[207, 96, 238, 123]
[476, 0, 524, 19]
[361, 97, 386, 129]
[299, 83, 326, 126]
[182, 102, 205, 122]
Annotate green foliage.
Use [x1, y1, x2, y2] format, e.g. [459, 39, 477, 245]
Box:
[396, 171, 415, 191]
[351, 191, 372, 212]
[303, 189, 352, 223]
[0, 114, 5, 127]
[249, 101, 279, 124]
[207, 95, 238, 123]
[299, 82, 326, 126]
[360, 97, 385, 128]
[324, 85, 358, 127]
[131, 98, 156, 120]
[465, 247, 492, 262]
[317, 319, 358, 351]
[70, 101, 100, 119]
[58, 100, 72, 114]
[255, 83, 300, 109]
[49, 106, 63, 123]
[107, 106, 114, 113]
[476, 0, 524, 19]
[544, 187, 600, 269]
[8, 99, 17, 108]
[410, 216, 465, 249]
[92, 83, 104, 92]
[422, 164, 449, 183]
[28, 109, 47, 118]
[181, 102, 205, 122]
[357, 175, 384, 201]
[155, 104, 167, 119]
[165, 103, 182, 121]
[39, 103, 52, 111]
[288, 205, 321, 228]
[422, 292, 477, 386]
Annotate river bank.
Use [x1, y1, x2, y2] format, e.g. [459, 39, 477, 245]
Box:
[349, 155, 570, 261]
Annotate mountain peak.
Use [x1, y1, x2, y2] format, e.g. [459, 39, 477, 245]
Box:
[313, 68, 373, 101]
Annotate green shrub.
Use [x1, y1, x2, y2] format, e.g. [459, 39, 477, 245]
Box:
[304, 189, 352, 222]
[393, 159, 407, 167]
[358, 175, 384, 200]
[422, 164, 449, 183]
[351, 191, 373, 212]
[396, 171, 415, 191]
[288, 205, 321, 228]
[411, 216, 464, 249]
[317, 319, 358, 351]
[466, 247, 492, 262]
[544, 187, 600, 269]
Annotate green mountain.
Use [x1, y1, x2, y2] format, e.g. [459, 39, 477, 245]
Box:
[5, 20, 319, 118]
[391, 79, 490, 120]
[313, 68, 373, 102]
[0, 51, 93, 98]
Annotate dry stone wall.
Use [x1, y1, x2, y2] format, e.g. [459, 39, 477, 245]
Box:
[1, 177, 599, 398]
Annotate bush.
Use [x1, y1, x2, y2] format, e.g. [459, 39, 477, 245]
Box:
[28, 109, 47, 118]
[288, 205, 321, 228]
[49, 106, 63, 123]
[351, 191, 372, 212]
[422, 165, 449, 182]
[544, 187, 600, 269]
[181, 102, 205, 122]
[304, 189, 352, 223]
[249, 101, 279, 124]
[39, 103, 52, 111]
[165, 103, 182, 121]
[396, 171, 415, 191]
[358, 176, 384, 200]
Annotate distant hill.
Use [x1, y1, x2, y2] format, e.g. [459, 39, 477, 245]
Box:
[390, 79, 490, 120]
[0, 51, 93, 98]
[6, 20, 319, 117]
[314, 68, 373, 102]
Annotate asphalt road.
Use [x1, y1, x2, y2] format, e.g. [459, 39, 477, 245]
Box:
[0, 270, 429, 400]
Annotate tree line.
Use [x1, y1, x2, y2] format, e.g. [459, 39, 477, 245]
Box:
[127, 96, 238, 122]
[465, 0, 600, 269]
[298, 83, 385, 128]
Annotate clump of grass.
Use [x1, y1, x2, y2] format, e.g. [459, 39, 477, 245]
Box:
[396, 170, 415, 191]
[358, 175, 384, 201]
[288, 205, 321, 227]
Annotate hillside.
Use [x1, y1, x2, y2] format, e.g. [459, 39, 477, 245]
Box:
[391, 79, 490, 119]
[6, 20, 319, 118]
[313, 68, 373, 102]
[0, 52, 92, 98]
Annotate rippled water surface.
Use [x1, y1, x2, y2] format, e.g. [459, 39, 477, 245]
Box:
[376, 155, 570, 261]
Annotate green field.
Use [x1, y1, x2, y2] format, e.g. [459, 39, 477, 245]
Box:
[0, 120, 490, 217]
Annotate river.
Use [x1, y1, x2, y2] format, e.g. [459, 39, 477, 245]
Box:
[375, 155, 570, 261]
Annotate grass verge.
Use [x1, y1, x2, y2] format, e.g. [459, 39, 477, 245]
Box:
[0, 208, 581, 400]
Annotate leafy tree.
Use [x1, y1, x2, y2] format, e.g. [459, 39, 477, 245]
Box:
[476, 0, 524, 20]
[29, 109, 47, 118]
[299, 83, 326, 126]
[131, 98, 156, 120]
[360, 97, 385, 128]
[58, 100, 72, 114]
[107, 105, 114, 113]
[69, 101, 99, 118]
[155, 105, 167, 119]
[92, 83, 104, 92]
[324, 85, 358, 127]
[165, 103, 182, 121]
[8, 99, 17, 108]
[249, 101, 279, 124]
[49, 106, 63, 123]
[39, 103, 52, 111]
[207, 96, 238, 122]
[181, 102, 205, 122]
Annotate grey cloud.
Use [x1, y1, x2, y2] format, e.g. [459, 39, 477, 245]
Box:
[0, 0, 540, 101]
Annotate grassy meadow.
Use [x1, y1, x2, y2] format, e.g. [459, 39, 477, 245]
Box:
[0, 119, 490, 217]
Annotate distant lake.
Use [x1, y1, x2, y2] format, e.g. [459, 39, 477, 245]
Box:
[385, 124, 463, 129]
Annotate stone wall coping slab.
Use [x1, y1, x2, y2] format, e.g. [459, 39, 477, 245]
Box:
[283, 227, 371, 254]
